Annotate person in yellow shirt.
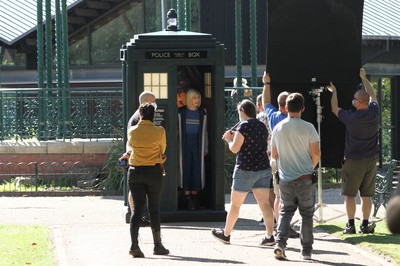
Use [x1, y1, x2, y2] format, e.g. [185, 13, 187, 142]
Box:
[128, 103, 169, 258]
[120, 91, 157, 225]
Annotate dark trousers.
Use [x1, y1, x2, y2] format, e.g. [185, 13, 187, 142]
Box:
[183, 134, 201, 191]
[128, 165, 163, 231]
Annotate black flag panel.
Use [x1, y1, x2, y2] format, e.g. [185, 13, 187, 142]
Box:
[266, 0, 364, 168]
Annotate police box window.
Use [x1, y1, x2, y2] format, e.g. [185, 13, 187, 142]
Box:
[144, 73, 168, 99]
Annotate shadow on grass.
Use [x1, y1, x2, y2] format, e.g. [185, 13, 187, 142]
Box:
[316, 224, 400, 245]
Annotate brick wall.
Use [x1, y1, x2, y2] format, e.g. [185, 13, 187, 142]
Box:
[0, 140, 114, 175]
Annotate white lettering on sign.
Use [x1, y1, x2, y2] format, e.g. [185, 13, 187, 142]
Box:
[173, 52, 186, 58]
[188, 52, 201, 58]
[151, 52, 171, 58]
[146, 51, 206, 59]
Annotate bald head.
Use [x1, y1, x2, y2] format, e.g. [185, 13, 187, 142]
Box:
[139, 91, 156, 104]
[354, 90, 370, 105]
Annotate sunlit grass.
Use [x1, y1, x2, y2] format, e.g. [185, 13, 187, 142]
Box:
[316, 221, 400, 265]
[0, 179, 75, 192]
[0, 225, 56, 266]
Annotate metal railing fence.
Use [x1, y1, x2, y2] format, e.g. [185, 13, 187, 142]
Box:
[0, 161, 105, 194]
[0, 87, 123, 141]
[224, 87, 263, 129]
[0, 87, 261, 142]
[0, 87, 261, 194]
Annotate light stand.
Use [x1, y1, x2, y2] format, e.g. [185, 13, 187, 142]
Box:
[309, 87, 325, 222]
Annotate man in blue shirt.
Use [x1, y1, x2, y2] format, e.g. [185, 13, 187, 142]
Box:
[262, 72, 299, 238]
[262, 72, 289, 131]
[327, 68, 379, 235]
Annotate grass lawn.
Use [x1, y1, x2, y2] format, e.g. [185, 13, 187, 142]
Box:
[0, 225, 56, 266]
[316, 221, 400, 265]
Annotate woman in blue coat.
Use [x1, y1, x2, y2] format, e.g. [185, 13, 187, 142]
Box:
[178, 89, 208, 210]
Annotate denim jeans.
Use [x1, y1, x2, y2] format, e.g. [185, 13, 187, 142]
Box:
[231, 168, 271, 192]
[276, 178, 315, 254]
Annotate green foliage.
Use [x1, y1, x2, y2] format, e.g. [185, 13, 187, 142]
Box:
[224, 151, 236, 192]
[321, 167, 340, 183]
[369, 77, 392, 163]
[0, 48, 27, 67]
[189, 0, 200, 31]
[101, 127, 125, 191]
[39, 176, 75, 191]
[91, 14, 137, 64]
[69, 3, 144, 66]
[69, 0, 202, 66]
[377, 77, 392, 162]
[1, 177, 75, 192]
[0, 225, 56, 266]
[144, 0, 162, 32]
[69, 37, 89, 65]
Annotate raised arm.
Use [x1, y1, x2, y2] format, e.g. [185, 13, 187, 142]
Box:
[262, 71, 271, 107]
[360, 68, 377, 103]
[326, 82, 340, 117]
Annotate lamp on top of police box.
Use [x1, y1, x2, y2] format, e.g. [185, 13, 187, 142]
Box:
[166, 8, 178, 31]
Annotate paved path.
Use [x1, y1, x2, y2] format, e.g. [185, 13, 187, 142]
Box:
[0, 189, 395, 266]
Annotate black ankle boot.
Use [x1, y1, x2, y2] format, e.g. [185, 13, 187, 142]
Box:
[154, 243, 169, 255]
[129, 245, 144, 258]
[129, 226, 145, 257]
[152, 229, 169, 255]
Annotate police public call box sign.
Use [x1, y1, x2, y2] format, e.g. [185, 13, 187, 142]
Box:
[146, 51, 207, 59]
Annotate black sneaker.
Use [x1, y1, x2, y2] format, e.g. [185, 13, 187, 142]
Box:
[274, 245, 287, 260]
[343, 223, 356, 234]
[260, 235, 275, 246]
[359, 223, 376, 234]
[211, 228, 230, 244]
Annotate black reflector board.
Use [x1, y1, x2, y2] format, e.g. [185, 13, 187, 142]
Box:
[266, 0, 364, 168]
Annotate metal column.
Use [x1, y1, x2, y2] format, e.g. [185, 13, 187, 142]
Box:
[62, 0, 71, 139]
[55, 0, 63, 138]
[250, 0, 257, 86]
[235, 0, 243, 92]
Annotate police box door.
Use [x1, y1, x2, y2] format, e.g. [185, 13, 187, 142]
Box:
[137, 65, 178, 211]
[137, 64, 215, 212]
